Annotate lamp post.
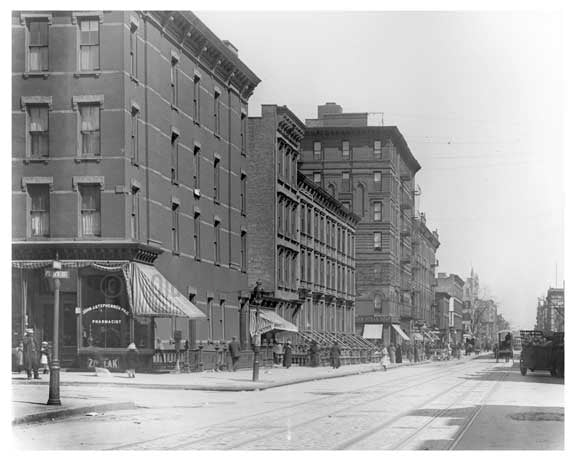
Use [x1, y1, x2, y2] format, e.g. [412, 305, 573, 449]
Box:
[45, 258, 68, 406]
[251, 281, 263, 382]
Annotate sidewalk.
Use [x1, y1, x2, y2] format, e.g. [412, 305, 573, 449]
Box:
[12, 355, 482, 425]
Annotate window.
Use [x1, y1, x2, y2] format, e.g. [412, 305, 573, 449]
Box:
[313, 141, 322, 158]
[313, 172, 321, 184]
[278, 145, 283, 177]
[374, 171, 382, 192]
[374, 294, 382, 313]
[342, 140, 350, 158]
[285, 151, 291, 183]
[307, 252, 312, 282]
[292, 254, 297, 290]
[277, 199, 283, 234]
[129, 20, 138, 78]
[300, 252, 306, 283]
[79, 18, 100, 71]
[278, 249, 284, 285]
[193, 74, 201, 122]
[300, 205, 306, 235]
[170, 55, 179, 106]
[285, 253, 291, 288]
[342, 171, 350, 192]
[285, 202, 290, 236]
[374, 140, 382, 159]
[314, 212, 319, 239]
[240, 173, 247, 215]
[131, 106, 139, 163]
[171, 131, 179, 184]
[291, 205, 297, 237]
[213, 157, 220, 201]
[27, 20, 49, 72]
[373, 232, 382, 250]
[342, 200, 351, 211]
[214, 221, 221, 264]
[27, 105, 49, 158]
[320, 257, 324, 287]
[315, 255, 320, 286]
[307, 207, 312, 235]
[79, 184, 101, 237]
[213, 90, 221, 135]
[29, 184, 50, 237]
[193, 145, 201, 190]
[328, 184, 336, 197]
[130, 186, 139, 239]
[241, 231, 247, 272]
[194, 211, 201, 260]
[171, 202, 180, 253]
[373, 202, 382, 221]
[79, 103, 101, 156]
[292, 155, 297, 184]
[240, 111, 247, 153]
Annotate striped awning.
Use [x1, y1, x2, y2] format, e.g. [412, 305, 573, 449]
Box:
[124, 263, 205, 319]
[12, 260, 128, 271]
[392, 323, 410, 341]
[249, 309, 298, 336]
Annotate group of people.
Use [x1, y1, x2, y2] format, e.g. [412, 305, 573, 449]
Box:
[15, 328, 50, 379]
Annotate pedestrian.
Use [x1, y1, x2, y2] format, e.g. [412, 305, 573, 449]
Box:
[329, 341, 341, 369]
[272, 340, 283, 366]
[125, 342, 139, 378]
[380, 344, 390, 370]
[309, 340, 319, 367]
[40, 341, 50, 374]
[228, 336, 241, 371]
[23, 329, 40, 379]
[16, 342, 24, 373]
[282, 341, 292, 368]
[407, 344, 413, 363]
[395, 343, 403, 364]
[413, 343, 420, 363]
[388, 344, 396, 364]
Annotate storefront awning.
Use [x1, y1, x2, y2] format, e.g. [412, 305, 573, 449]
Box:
[362, 324, 383, 339]
[250, 309, 298, 335]
[392, 323, 410, 341]
[127, 263, 205, 319]
[413, 332, 424, 341]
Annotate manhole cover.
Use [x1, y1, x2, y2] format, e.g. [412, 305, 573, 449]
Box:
[508, 412, 564, 422]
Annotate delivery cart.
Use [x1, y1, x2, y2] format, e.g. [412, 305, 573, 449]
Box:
[519, 330, 564, 378]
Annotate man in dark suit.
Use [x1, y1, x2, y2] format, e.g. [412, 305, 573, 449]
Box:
[228, 336, 241, 371]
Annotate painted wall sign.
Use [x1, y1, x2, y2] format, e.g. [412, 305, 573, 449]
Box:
[82, 304, 129, 316]
[87, 357, 120, 369]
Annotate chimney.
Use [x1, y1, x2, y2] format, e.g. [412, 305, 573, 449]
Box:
[222, 40, 238, 56]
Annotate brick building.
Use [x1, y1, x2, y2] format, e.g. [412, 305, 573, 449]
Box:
[247, 105, 360, 346]
[535, 287, 564, 333]
[434, 273, 464, 344]
[12, 11, 260, 369]
[299, 103, 423, 345]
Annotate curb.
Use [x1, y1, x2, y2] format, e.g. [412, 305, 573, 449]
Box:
[12, 361, 430, 393]
[12, 401, 136, 426]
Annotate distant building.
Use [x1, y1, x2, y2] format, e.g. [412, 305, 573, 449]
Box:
[475, 299, 498, 348]
[463, 268, 480, 338]
[435, 273, 464, 344]
[536, 287, 564, 333]
[12, 11, 261, 368]
[299, 103, 424, 346]
[246, 105, 360, 346]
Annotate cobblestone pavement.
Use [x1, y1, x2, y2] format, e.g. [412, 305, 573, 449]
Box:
[12, 358, 564, 450]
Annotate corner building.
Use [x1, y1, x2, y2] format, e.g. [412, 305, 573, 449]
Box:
[299, 103, 422, 345]
[247, 105, 361, 346]
[12, 11, 260, 369]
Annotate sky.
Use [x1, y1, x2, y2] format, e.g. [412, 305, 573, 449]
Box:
[196, 10, 564, 329]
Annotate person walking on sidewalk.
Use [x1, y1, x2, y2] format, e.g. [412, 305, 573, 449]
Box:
[282, 341, 292, 368]
[16, 342, 24, 373]
[125, 343, 139, 378]
[228, 336, 241, 371]
[272, 340, 283, 367]
[329, 341, 341, 369]
[309, 340, 319, 367]
[395, 343, 403, 364]
[23, 329, 40, 379]
[388, 344, 396, 364]
[380, 344, 390, 370]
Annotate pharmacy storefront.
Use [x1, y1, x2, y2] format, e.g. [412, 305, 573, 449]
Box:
[12, 258, 204, 370]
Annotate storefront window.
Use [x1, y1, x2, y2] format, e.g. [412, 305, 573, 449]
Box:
[80, 271, 130, 349]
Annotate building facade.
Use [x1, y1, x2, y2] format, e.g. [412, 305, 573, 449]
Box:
[434, 273, 464, 344]
[12, 10, 260, 367]
[299, 103, 424, 345]
[536, 287, 564, 333]
[247, 105, 359, 345]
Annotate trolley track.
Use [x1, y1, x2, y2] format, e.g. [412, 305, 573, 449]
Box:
[113, 359, 482, 450]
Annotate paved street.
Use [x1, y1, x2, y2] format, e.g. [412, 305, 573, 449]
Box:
[12, 358, 564, 450]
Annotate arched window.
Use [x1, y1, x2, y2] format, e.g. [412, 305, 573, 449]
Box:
[374, 294, 383, 313]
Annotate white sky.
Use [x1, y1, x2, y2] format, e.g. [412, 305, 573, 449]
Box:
[197, 10, 564, 329]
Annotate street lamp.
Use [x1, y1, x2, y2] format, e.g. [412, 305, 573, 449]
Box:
[45, 256, 68, 406]
[251, 281, 264, 382]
